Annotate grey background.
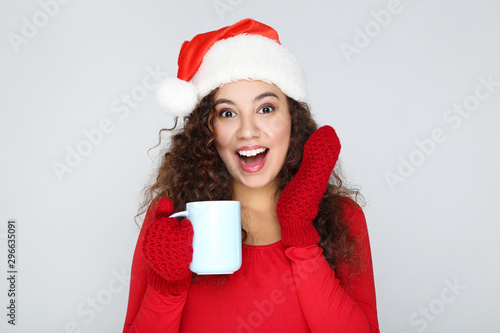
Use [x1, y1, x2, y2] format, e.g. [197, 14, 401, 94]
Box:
[1, 0, 499, 332]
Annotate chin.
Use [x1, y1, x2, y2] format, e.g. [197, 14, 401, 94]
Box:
[236, 174, 278, 190]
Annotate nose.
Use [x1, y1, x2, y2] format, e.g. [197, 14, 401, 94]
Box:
[236, 114, 260, 139]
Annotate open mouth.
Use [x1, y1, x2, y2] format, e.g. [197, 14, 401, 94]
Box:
[237, 148, 269, 168]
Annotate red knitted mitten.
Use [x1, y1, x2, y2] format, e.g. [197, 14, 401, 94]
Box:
[142, 198, 194, 294]
[277, 126, 341, 247]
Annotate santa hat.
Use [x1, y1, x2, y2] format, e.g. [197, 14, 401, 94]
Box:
[157, 18, 307, 117]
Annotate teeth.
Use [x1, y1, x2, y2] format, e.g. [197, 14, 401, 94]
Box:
[237, 148, 266, 157]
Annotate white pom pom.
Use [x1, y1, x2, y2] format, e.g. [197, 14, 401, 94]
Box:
[156, 77, 198, 117]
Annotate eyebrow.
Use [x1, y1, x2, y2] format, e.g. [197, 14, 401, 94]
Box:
[213, 92, 280, 107]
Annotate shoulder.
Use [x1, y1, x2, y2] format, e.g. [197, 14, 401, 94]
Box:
[140, 198, 163, 231]
[336, 197, 374, 282]
[338, 197, 368, 240]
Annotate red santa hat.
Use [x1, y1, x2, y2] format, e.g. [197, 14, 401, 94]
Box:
[156, 18, 308, 117]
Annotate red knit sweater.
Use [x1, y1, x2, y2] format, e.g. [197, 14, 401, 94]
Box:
[123, 202, 379, 332]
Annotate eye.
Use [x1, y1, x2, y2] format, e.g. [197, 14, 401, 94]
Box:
[258, 104, 275, 114]
[218, 109, 236, 118]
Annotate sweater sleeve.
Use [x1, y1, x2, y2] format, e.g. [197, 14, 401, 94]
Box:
[284, 201, 379, 333]
[122, 206, 188, 333]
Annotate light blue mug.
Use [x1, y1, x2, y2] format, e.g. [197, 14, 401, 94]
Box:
[170, 200, 242, 275]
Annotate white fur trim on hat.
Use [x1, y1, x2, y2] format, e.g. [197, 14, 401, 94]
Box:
[193, 35, 308, 103]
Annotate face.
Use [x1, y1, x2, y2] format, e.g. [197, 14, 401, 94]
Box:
[213, 80, 291, 190]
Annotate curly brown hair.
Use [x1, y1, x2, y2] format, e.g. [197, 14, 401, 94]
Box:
[137, 90, 364, 281]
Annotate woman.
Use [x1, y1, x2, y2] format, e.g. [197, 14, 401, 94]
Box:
[123, 19, 379, 332]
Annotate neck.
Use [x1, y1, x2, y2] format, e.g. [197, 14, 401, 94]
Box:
[233, 180, 282, 245]
[233, 180, 278, 209]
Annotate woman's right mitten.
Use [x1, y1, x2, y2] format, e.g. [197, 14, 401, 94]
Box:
[142, 198, 194, 294]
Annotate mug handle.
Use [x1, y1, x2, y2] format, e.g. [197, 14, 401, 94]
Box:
[169, 211, 188, 218]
